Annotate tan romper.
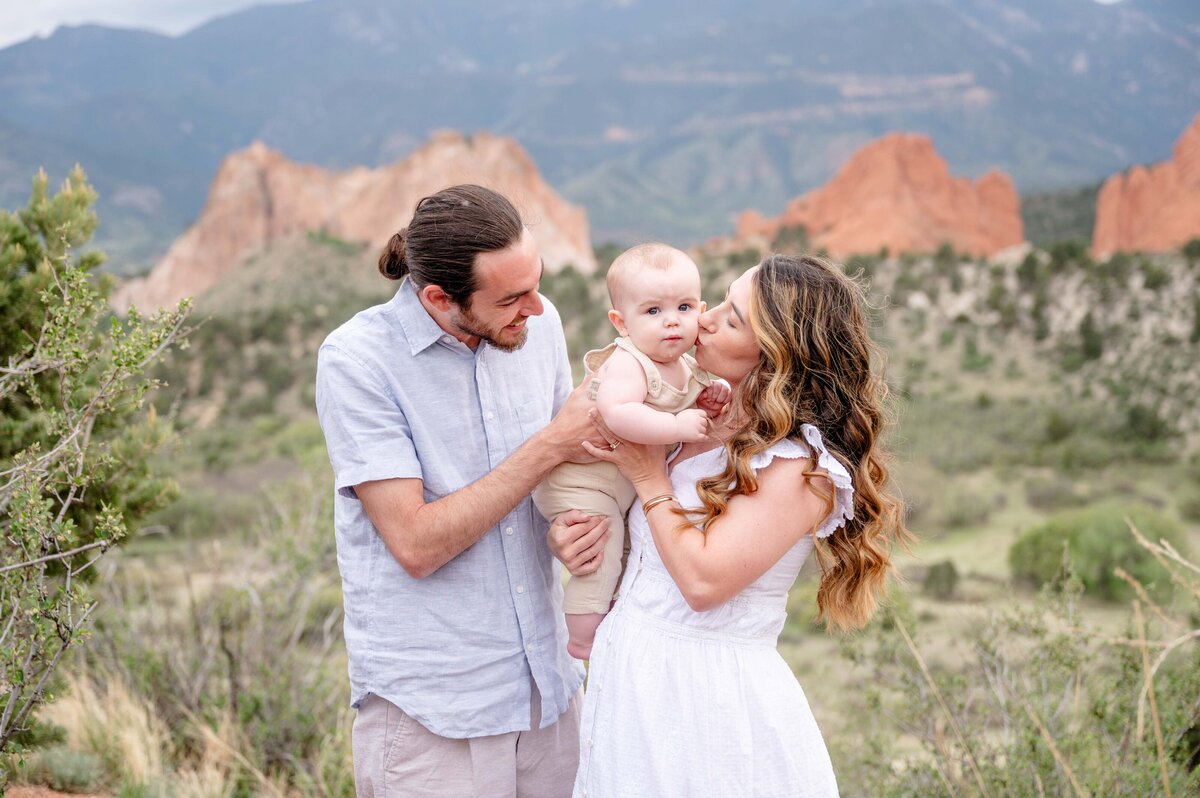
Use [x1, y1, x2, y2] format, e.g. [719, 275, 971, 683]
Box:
[533, 336, 712, 614]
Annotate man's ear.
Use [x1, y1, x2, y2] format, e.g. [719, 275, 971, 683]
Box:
[608, 309, 628, 337]
[420, 284, 454, 313]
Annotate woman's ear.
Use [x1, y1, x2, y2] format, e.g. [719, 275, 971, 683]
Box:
[608, 309, 628, 336]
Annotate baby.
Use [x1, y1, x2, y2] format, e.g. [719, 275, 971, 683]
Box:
[535, 242, 721, 659]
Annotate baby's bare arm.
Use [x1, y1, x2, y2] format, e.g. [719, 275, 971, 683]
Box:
[595, 351, 708, 444]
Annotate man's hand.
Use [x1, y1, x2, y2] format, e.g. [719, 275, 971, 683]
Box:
[696, 381, 732, 419]
[547, 510, 611, 576]
[539, 377, 611, 464]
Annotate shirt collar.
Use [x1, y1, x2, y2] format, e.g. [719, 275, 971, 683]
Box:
[392, 278, 452, 355]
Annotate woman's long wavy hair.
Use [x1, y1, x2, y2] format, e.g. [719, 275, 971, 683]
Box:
[690, 254, 911, 632]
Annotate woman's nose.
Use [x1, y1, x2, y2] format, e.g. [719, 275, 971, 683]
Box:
[698, 308, 715, 332]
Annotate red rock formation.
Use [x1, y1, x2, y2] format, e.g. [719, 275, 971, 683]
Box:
[1092, 113, 1200, 258]
[114, 131, 597, 312]
[734, 133, 1023, 258]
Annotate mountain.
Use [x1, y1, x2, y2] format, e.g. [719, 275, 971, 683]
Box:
[1092, 112, 1200, 258]
[0, 0, 1197, 269]
[730, 132, 1023, 258]
[113, 131, 596, 312]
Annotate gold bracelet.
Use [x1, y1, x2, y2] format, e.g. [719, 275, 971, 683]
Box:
[641, 493, 676, 513]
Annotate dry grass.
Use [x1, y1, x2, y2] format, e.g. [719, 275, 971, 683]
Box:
[41, 671, 167, 784]
[37, 668, 262, 796]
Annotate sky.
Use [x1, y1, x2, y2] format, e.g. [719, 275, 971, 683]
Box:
[0, 0, 1129, 52]
[0, 0, 306, 50]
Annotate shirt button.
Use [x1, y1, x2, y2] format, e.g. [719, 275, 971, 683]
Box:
[516, 585, 525, 594]
[486, 411, 495, 420]
[526, 643, 534, 653]
[505, 526, 514, 535]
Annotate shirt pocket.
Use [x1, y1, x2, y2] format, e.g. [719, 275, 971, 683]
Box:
[515, 397, 551, 441]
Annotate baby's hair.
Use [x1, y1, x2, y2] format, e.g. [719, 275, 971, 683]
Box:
[606, 242, 695, 308]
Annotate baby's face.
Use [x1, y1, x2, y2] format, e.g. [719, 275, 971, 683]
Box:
[611, 258, 703, 364]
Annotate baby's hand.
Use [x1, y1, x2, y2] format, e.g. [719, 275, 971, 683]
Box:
[674, 408, 710, 442]
[696, 381, 732, 419]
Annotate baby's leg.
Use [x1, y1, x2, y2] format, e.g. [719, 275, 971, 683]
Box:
[562, 509, 626, 660]
[533, 462, 633, 660]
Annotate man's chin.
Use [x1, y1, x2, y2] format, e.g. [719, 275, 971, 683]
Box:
[486, 328, 528, 353]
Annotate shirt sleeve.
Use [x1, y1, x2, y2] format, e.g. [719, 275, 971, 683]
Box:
[316, 343, 423, 498]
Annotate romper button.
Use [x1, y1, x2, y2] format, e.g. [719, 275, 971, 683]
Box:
[516, 585, 525, 594]
[505, 526, 514, 535]
[486, 411, 494, 420]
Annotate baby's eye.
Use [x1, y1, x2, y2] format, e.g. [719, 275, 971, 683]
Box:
[678, 303, 692, 312]
[647, 307, 660, 315]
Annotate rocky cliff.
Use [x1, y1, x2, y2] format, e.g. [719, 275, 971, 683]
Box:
[1092, 113, 1200, 259]
[113, 132, 597, 312]
[732, 133, 1024, 259]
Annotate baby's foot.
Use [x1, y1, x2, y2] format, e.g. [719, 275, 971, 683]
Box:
[567, 639, 593, 660]
[565, 612, 606, 660]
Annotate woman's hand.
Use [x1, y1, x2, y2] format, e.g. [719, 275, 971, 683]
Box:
[582, 410, 670, 489]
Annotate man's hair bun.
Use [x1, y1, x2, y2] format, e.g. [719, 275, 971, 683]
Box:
[378, 231, 409, 280]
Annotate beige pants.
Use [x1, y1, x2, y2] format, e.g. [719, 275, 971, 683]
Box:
[533, 461, 636, 614]
[352, 678, 581, 798]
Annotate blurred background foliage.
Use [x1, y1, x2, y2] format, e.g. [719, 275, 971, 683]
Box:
[2, 171, 1199, 793]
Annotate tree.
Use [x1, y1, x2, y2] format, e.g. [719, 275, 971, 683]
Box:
[0, 167, 190, 764]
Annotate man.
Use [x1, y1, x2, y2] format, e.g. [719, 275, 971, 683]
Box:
[316, 184, 610, 796]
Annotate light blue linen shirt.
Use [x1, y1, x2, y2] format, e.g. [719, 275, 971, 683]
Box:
[315, 278, 584, 738]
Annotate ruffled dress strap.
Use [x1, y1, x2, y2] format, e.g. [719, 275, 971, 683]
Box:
[748, 424, 855, 539]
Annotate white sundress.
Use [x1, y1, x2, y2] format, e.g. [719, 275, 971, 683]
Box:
[573, 426, 853, 798]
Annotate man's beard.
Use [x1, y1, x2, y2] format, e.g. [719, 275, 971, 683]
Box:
[451, 304, 528, 352]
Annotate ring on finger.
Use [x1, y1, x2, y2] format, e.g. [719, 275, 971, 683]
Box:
[609, 441, 621, 450]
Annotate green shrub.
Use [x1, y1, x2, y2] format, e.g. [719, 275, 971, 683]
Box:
[770, 224, 809, 255]
[1024, 475, 1088, 511]
[0, 168, 189, 758]
[1183, 237, 1200, 266]
[922, 560, 959, 599]
[1078, 311, 1103, 361]
[960, 336, 993, 372]
[939, 491, 992, 531]
[1042, 409, 1075, 444]
[1139, 258, 1171, 291]
[1180, 493, 1200, 523]
[1008, 504, 1187, 601]
[1191, 295, 1200, 344]
[23, 745, 103, 791]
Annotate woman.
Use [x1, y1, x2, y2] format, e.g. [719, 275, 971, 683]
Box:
[571, 254, 910, 797]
